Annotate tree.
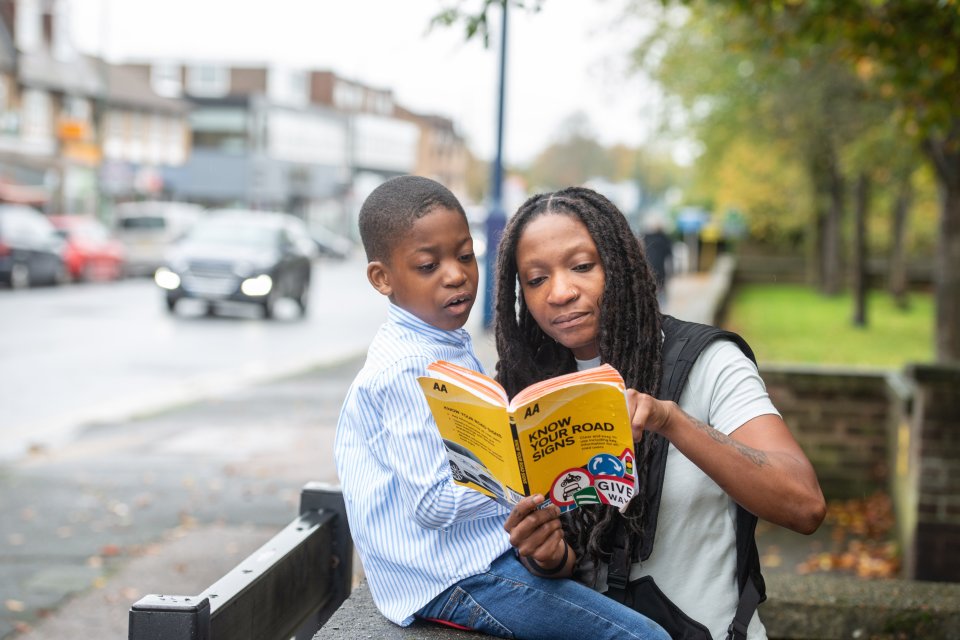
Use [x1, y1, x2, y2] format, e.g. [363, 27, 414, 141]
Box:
[691, 0, 960, 361]
[526, 113, 615, 189]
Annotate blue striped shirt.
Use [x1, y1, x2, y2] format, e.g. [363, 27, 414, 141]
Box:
[334, 303, 512, 625]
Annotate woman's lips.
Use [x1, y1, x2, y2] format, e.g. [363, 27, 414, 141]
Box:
[552, 311, 588, 327]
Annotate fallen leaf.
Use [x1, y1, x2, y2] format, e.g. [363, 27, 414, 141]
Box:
[5, 599, 25, 612]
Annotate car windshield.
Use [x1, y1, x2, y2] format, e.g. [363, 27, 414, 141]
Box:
[119, 216, 165, 230]
[186, 219, 278, 248]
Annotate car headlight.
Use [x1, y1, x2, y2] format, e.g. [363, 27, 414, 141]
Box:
[154, 267, 181, 290]
[240, 274, 273, 296]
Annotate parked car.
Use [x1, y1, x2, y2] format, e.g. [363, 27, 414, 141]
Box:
[154, 209, 318, 318]
[0, 204, 67, 289]
[49, 215, 126, 282]
[114, 201, 204, 277]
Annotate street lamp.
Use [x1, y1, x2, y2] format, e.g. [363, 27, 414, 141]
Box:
[482, 1, 508, 329]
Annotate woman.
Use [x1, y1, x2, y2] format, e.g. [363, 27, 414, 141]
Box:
[494, 187, 825, 639]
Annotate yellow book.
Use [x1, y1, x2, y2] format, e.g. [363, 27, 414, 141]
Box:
[418, 361, 637, 513]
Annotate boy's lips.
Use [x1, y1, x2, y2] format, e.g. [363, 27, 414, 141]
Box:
[444, 292, 474, 309]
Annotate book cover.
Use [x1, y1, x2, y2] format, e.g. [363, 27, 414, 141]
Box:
[418, 361, 637, 513]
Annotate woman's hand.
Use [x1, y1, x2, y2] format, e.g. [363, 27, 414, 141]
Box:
[503, 495, 572, 577]
[625, 389, 676, 439]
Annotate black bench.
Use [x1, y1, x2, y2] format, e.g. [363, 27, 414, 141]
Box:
[127, 482, 353, 640]
[128, 481, 960, 640]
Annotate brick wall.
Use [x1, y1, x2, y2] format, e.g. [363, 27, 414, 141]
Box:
[907, 364, 960, 581]
[759, 365, 892, 499]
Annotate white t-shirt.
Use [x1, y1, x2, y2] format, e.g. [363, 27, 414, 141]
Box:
[585, 340, 778, 640]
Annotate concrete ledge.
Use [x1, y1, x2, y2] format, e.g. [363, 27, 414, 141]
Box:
[761, 573, 960, 640]
[316, 575, 960, 640]
[314, 581, 484, 640]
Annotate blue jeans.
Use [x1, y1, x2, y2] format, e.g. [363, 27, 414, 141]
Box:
[416, 550, 669, 640]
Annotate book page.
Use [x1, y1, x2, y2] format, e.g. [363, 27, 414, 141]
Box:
[426, 360, 509, 406]
[418, 376, 526, 508]
[510, 363, 625, 408]
[510, 380, 636, 513]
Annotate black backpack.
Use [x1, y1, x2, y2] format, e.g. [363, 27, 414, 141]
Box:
[603, 315, 765, 640]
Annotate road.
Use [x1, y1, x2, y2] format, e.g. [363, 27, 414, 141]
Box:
[0, 256, 390, 461]
[0, 252, 498, 639]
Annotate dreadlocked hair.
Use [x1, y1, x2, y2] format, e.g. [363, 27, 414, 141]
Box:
[492, 186, 663, 582]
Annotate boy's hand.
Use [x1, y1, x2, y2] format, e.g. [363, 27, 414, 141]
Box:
[504, 495, 566, 572]
[625, 390, 676, 439]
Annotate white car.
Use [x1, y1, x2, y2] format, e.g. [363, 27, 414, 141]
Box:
[442, 439, 506, 501]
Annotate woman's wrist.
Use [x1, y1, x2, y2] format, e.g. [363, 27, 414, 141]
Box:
[525, 540, 569, 576]
[653, 400, 679, 438]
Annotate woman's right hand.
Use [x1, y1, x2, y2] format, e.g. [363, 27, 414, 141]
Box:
[625, 389, 677, 440]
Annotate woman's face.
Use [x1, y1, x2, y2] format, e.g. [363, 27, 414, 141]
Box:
[515, 212, 605, 360]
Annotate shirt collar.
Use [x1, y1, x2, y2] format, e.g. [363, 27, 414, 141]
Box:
[387, 302, 472, 347]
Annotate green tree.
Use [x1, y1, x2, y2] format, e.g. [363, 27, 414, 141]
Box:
[526, 112, 615, 190]
[688, 0, 960, 362]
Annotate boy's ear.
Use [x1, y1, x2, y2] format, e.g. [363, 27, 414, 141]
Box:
[367, 261, 393, 297]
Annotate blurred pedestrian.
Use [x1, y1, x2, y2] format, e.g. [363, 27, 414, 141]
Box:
[639, 215, 673, 308]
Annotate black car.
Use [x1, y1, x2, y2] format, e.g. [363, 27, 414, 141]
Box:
[154, 209, 318, 318]
[0, 204, 67, 289]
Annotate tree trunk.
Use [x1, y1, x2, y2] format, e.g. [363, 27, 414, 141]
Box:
[922, 133, 960, 363]
[852, 173, 870, 327]
[888, 177, 913, 310]
[823, 158, 845, 296]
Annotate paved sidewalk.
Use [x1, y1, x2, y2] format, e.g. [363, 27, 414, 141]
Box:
[1, 259, 822, 639]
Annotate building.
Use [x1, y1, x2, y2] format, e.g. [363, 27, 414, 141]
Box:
[99, 64, 191, 207]
[0, 0, 191, 218]
[308, 70, 421, 232]
[396, 107, 470, 203]
[121, 61, 351, 232]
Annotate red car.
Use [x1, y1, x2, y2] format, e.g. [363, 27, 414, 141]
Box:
[48, 215, 126, 281]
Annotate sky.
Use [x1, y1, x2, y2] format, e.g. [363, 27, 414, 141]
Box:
[68, 0, 662, 166]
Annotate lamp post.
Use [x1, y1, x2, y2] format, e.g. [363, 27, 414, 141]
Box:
[482, 0, 508, 329]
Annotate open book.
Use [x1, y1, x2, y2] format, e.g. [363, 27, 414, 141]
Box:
[418, 361, 637, 513]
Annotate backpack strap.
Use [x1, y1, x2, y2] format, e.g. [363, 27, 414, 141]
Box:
[628, 315, 766, 638]
[636, 315, 757, 560]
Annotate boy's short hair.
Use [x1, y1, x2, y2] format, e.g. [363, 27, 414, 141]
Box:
[358, 175, 467, 263]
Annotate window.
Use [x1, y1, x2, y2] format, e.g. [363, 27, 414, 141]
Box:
[62, 95, 91, 121]
[15, 0, 41, 52]
[21, 89, 52, 139]
[333, 81, 362, 111]
[187, 65, 229, 97]
[151, 62, 183, 98]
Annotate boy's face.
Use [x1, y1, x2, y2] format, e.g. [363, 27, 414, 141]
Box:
[367, 207, 478, 331]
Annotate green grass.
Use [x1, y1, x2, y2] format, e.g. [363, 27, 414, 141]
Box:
[723, 284, 935, 367]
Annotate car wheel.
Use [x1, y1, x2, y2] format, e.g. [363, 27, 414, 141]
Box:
[53, 262, 69, 286]
[165, 295, 178, 314]
[80, 262, 97, 282]
[10, 263, 30, 289]
[262, 292, 276, 319]
[296, 281, 309, 316]
[449, 462, 465, 482]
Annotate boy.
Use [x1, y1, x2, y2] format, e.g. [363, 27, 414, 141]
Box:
[334, 176, 667, 640]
